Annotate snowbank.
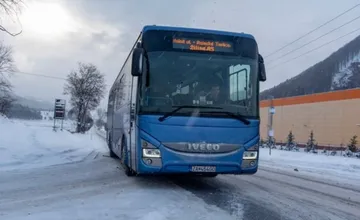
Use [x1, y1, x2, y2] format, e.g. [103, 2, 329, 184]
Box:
[0, 116, 106, 171]
[259, 148, 360, 188]
[95, 127, 106, 139]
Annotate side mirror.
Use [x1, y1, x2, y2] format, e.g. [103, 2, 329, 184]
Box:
[258, 54, 266, 82]
[131, 48, 144, 77]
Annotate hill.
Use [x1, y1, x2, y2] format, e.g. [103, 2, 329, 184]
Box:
[260, 35, 360, 100]
[14, 95, 53, 110]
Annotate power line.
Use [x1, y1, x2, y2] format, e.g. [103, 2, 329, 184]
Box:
[267, 14, 360, 64]
[267, 27, 360, 70]
[11, 71, 112, 88]
[264, 3, 360, 58]
[13, 71, 67, 80]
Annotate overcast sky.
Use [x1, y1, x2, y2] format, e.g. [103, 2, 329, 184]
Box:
[2, 0, 360, 108]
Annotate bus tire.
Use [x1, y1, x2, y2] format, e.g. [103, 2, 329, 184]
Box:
[108, 135, 117, 158]
[121, 138, 135, 177]
[109, 148, 117, 158]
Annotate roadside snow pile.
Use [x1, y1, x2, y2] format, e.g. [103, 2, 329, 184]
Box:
[259, 148, 360, 188]
[95, 126, 106, 138]
[0, 116, 106, 171]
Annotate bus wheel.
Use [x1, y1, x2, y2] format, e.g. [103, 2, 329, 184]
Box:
[109, 149, 117, 158]
[121, 139, 135, 177]
[108, 136, 117, 158]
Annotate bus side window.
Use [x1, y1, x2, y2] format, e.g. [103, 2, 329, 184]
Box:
[115, 75, 125, 110]
[229, 64, 250, 102]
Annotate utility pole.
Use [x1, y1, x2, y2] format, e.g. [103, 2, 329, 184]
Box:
[267, 96, 275, 155]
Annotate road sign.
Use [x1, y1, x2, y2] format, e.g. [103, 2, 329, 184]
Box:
[53, 99, 66, 119]
[53, 99, 66, 131]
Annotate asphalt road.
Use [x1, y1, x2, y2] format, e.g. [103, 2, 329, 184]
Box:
[1, 155, 359, 220]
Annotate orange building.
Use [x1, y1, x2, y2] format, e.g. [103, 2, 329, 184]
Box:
[260, 88, 360, 149]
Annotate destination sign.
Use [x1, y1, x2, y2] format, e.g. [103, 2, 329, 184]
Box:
[172, 37, 234, 52]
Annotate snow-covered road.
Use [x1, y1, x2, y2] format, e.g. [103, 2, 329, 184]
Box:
[175, 168, 360, 220]
[1, 154, 359, 220]
[0, 157, 236, 220]
[1, 117, 360, 220]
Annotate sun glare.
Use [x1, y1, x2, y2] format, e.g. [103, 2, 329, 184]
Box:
[21, 2, 78, 39]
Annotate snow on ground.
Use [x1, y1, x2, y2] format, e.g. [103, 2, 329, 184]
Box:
[259, 148, 360, 189]
[0, 116, 107, 172]
[1, 148, 236, 220]
[24, 187, 235, 220]
[2, 115, 360, 219]
[96, 127, 106, 138]
[20, 118, 74, 130]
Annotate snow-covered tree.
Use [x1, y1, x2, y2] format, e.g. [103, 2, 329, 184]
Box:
[286, 130, 295, 149]
[259, 138, 265, 147]
[306, 130, 316, 152]
[348, 135, 358, 153]
[64, 62, 106, 133]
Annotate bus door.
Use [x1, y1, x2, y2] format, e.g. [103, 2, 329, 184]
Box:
[129, 76, 139, 171]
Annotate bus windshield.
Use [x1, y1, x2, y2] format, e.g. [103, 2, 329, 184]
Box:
[139, 51, 259, 118]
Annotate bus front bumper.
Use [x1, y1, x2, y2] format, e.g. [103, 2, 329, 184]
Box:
[137, 149, 258, 175]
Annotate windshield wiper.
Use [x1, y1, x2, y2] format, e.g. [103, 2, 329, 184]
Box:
[158, 105, 251, 125]
[205, 111, 251, 125]
[158, 105, 222, 122]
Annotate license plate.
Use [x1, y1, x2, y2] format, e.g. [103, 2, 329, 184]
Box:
[191, 166, 216, 172]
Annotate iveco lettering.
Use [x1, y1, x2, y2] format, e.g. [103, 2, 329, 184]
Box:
[187, 143, 221, 151]
[106, 25, 266, 176]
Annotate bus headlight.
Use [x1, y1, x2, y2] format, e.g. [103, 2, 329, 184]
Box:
[243, 151, 258, 160]
[141, 139, 161, 158]
[143, 149, 161, 158]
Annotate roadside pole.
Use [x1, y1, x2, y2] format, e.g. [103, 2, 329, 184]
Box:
[268, 96, 275, 155]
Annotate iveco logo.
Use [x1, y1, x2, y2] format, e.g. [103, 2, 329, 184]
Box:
[187, 143, 221, 151]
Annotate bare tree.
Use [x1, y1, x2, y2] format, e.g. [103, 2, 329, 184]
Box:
[64, 62, 106, 133]
[0, 0, 24, 36]
[0, 78, 14, 114]
[0, 42, 15, 74]
[0, 42, 15, 115]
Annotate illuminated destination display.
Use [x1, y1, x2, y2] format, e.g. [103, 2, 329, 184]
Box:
[172, 37, 234, 52]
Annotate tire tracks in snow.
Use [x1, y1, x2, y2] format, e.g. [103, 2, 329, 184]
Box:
[259, 166, 360, 193]
[0, 158, 235, 220]
[171, 168, 360, 220]
[224, 170, 360, 220]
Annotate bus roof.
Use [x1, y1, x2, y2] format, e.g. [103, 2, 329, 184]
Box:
[142, 25, 255, 40]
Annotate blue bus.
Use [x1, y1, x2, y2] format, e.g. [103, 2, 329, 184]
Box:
[106, 25, 266, 176]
